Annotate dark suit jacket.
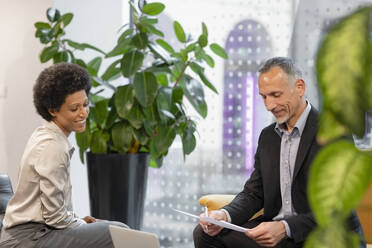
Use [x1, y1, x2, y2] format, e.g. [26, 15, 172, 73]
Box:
[223, 108, 364, 244]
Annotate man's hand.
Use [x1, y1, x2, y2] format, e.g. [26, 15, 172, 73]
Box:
[199, 210, 226, 236]
[245, 221, 286, 247]
[83, 216, 97, 224]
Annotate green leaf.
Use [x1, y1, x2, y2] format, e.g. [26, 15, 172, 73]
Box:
[106, 38, 133, 57]
[156, 74, 168, 86]
[75, 123, 91, 163]
[139, 16, 158, 25]
[304, 222, 360, 248]
[308, 140, 372, 227]
[182, 120, 196, 156]
[132, 32, 148, 49]
[156, 87, 172, 121]
[101, 59, 121, 81]
[151, 124, 176, 155]
[149, 157, 163, 168]
[198, 34, 208, 48]
[209, 43, 228, 59]
[365, 43, 372, 109]
[148, 43, 172, 64]
[316, 7, 371, 138]
[202, 53, 215, 68]
[105, 107, 118, 130]
[142, 2, 165, 16]
[133, 71, 158, 107]
[87, 57, 102, 76]
[317, 108, 348, 144]
[80, 43, 106, 55]
[143, 103, 159, 123]
[202, 22, 208, 37]
[180, 77, 208, 118]
[142, 23, 164, 37]
[172, 86, 184, 104]
[173, 21, 186, 43]
[189, 62, 205, 74]
[154, 38, 171, 50]
[198, 71, 218, 94]
[133, 128, 149, 145]
[34, 22, 51, 29]
[75, 59, 87, 68]
[65, 39, 106, 55]
[111, 122, 133, 153]
[126, 102, 144, 129]
[61, 13, 73, 26]
[115, 85, 135, 118]
[53, 51, 71, 63]
[117, 29, 134, 44]
[94, 99, 109, 127]
[121, 50, 144, 77]
[47, 8, 61, 22]
[90, 130, 108, 154]
[144, 119, 156, 136]
[40, 45, 59, 63]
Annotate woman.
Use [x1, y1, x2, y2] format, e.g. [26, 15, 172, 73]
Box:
[0, 63, 127, 248]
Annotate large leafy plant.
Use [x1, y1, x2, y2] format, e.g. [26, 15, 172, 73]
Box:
[305, 6, 372, 248]
[34, 2, 227, 167]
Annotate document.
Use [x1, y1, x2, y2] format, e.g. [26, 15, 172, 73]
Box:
[172, 208, 248, 233]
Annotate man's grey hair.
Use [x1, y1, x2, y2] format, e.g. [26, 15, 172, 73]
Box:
[259, 57, 303, 84]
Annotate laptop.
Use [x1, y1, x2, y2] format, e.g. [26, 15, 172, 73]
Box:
[109, 225, 160, 248]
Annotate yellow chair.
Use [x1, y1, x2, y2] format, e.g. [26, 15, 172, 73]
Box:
[198, 194, 263, 219]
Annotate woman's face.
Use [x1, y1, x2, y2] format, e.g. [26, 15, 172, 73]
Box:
[49, 90, 89, 136]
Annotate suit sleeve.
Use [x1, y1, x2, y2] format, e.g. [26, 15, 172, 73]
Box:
[223, 132, 265, 225]
[285, 212, 316, 243]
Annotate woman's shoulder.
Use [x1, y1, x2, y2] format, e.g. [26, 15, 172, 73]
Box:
[26, 125, 70, 161]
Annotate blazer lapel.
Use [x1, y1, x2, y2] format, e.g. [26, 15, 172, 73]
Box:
[293, 108, 318, 179]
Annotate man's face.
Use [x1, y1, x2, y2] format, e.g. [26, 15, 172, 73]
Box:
[258, 66, 305, 127]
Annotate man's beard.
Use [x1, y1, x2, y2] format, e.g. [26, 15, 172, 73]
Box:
[274, 113, 289, 125]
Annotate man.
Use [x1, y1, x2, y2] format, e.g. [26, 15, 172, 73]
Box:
[193, 57, 364, 248]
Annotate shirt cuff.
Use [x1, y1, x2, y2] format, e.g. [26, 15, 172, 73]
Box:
[281, 220, 291, 238]
[221, 209, 231, 223]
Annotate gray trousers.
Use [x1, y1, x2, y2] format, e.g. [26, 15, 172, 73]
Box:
[0, 220, 128, 248]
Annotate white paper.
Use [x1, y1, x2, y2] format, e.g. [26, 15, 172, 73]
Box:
[172, 208, 248, 233]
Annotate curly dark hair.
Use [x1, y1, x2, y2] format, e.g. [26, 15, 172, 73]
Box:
[33, 62, 91, 121]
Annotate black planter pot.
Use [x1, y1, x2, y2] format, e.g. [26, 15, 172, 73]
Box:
[86, 152, 149, 230]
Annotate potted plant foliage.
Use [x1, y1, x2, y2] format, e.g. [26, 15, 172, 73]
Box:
[305, 6, 372, 248]
[34, 2, 227, 229]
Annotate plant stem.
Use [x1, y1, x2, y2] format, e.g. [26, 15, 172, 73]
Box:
[174, 61, 190, 86]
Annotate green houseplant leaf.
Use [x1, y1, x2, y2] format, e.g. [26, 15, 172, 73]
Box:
[111, 122, 133, 153]
[115, 85, 135, 119]
[209, 43, 228, 59]
[173, 21, 186, 43]
[181, 77, 208, 118]
[47, 8, 61, 22]
[133, 71, 158, 107]
[316, 7, 371, 139]
[308, 140, 372, 227]
[121, 50, 144, 77]
[142, 2, 165, 16]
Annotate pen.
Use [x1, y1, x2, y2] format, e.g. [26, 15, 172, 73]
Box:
[204, 206, 209, 232]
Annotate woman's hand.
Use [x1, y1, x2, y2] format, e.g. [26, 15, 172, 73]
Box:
[83, 216, 97, 224]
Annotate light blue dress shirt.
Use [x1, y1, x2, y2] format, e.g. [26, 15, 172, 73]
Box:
[273, 102, 311, 237]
